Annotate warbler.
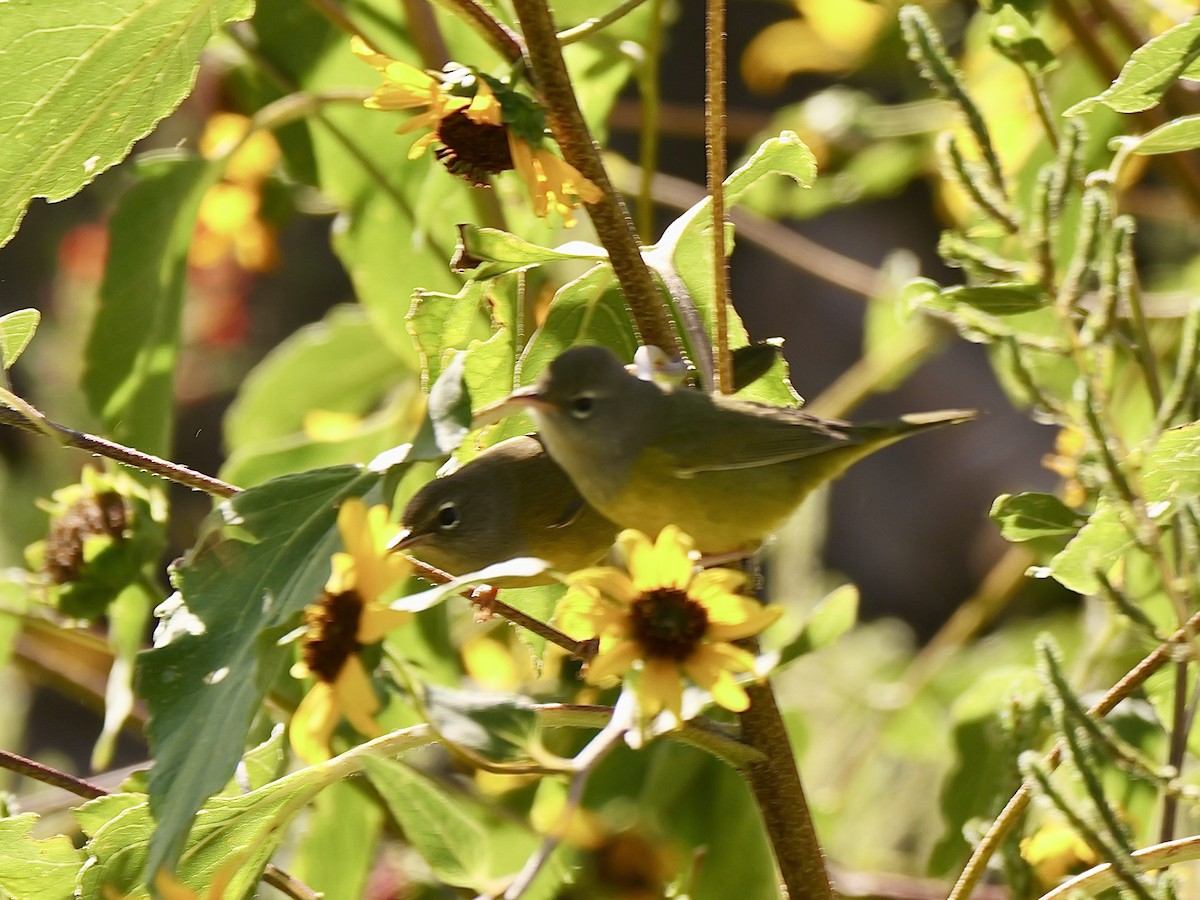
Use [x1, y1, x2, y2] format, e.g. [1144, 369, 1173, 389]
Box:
[390, 434, 618, 584]
[480, 345, 974, 554]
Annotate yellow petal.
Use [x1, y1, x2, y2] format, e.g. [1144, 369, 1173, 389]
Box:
[406, 129, 440, 159]
[707, 667, 750, 712]
[350, 35, 396, 73]
[566, 567, 637, 605]
[335, 656, 383, 738]
[464, 79, 503, 126]
[325, 552, 356, 595]
[639, 659, 683, 718]
[290, 683, 338, 764]
[689, 566, 749, 598]
[357, 604, 412, 644]
[706, 604, 782, 641]
[586, 639, 640, 684]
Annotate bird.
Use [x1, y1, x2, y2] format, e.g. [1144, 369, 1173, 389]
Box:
[478, 344, 975, 555]
[389, 434, 619, 585]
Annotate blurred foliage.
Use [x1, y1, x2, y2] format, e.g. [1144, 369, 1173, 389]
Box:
[0, 0, 1198, 898]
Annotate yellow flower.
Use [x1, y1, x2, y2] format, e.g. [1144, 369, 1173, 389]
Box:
[557, 526, 780, 720]
[507, 134, 603, 227]
[289, 499, 412, 764]
[351, 37, 601, 224]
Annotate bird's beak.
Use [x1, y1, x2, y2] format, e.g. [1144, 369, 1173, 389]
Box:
[386, 528, 427, 554]
[471, 385, 551, 429]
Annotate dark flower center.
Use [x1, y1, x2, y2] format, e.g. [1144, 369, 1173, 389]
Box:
[629, 587, 708, 661]
[434, 109, 514, 185]
[301, 589, 364, 683]
[45, 491, 130, 584]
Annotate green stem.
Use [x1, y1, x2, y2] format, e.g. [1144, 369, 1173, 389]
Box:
[635, 0, 663, 242]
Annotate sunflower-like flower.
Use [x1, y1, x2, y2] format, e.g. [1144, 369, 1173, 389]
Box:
[289, 498, 412, 764]
[351, 37, 602, 225]
[557, 526, 781, 720]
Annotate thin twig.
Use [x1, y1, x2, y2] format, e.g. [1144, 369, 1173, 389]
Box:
[0, 406, 237, 497]
[0, 748, 108, 799]
[557, 0, 651, 45]
[431, 0, 525, 62]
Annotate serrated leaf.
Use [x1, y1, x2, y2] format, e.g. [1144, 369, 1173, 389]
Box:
[1133, 114, 1200, 154]
[84, 155, 220, 458]
[1142, 421, 1200, 499]
[0, 308, 40, 370]
[772, 584, 859, 669]
[0, 814, 84, 899]
[77, 759, 351, 899]
[0, 0, 254, 246]
[140, 466, 378, 878]
[990, 493, 1084, 541]
[1066, 15, 1200, 116]
[453, 224, 606, 278]
[408, 282, 494, 386]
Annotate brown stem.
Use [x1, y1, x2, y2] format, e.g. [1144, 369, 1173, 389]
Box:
[949, 608, 1200, 900]
[739, 683, 834, 900]
[0, 406, 238, 498]
[430, 0, 525, 62]
[0, 748, 108, 799]
[705, 0, 731, 393]
[407, 559, 593, 659]
[509, 0, 677, 354]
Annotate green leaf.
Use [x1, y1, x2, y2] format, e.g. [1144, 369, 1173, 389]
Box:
[222, 304, 419, 485]
[645, 132, 814, 406]
[0, 814, 84, 899]
[453, 224, 606, 278]
[989, 6, 1055, 73]
[933, 283, 1049, 316]
[0, 309, 40, 370]
[1046, 422, 1200, 594]
[990, 493, 1084, 541]
[141, 466, 379, 878]
[408, 281, 494, 386]
[291, 776, 383, 899]
[84, 154, 220, 458]
[0, 0, 254, 247]
[78, 758, 353, 898]
[1066, 15, 1200, 115]
[92, 582, 155, 771]
[423, 685, 540, 763]
[1044, 500, 1133, 594]
[1133, 114, 1200, 154]
[363, 755, 539, 890]
[772, 584, 859, 669]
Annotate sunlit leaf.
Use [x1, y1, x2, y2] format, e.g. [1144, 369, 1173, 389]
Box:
[0, 0, 253, 246]
[0, 814, 83, 899]
[1066, 15, 1200, 115]
[990, 493, 1084, 542]
[1132, 114, 1200, 154]
[0, 309, 40, 370]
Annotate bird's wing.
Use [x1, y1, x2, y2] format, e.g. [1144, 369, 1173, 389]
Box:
[660, 396, 857, 476]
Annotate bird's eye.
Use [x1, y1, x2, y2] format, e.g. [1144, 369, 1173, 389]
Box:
[569, 394, 595, 419]
[436, 502, 460, 531]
